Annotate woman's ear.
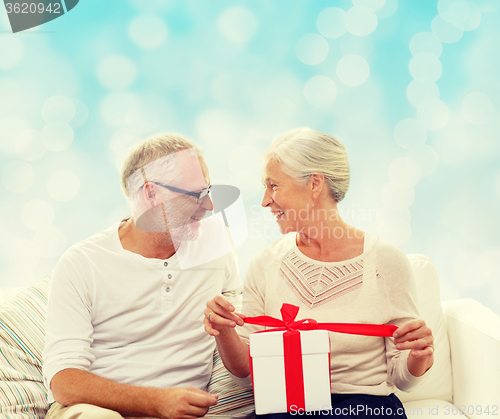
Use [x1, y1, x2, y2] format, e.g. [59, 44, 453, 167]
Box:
[309, 173, 324, 201]
[143, 182, 157, 207]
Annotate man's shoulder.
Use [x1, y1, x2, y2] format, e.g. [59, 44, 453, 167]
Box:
[58, 223, 120, 265]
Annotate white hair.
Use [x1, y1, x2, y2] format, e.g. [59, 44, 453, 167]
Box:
[263, 127, 350, 202]
[120, 133, 203, 202]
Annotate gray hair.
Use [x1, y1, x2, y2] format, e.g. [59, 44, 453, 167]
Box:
[120, 133, 203, 201]
[263, 127, 350, 202]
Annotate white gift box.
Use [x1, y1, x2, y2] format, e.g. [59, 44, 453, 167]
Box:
[249, 329, 332, 415]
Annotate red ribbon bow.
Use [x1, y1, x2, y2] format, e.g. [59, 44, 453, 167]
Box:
[245, 304, 398, 413]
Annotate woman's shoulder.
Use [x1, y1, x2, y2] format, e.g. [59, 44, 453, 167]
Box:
[370, 234, 413, 279]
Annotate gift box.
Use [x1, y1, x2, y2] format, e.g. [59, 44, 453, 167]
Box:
[244, 303, 398, 415]
[249, 329, 332, 415]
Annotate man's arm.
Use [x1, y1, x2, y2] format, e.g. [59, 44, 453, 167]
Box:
[51, 368, 218, 419]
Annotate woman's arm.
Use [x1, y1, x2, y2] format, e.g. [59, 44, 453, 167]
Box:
[204, 295, 250, 378]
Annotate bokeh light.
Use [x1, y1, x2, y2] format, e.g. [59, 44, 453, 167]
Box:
[46, 170, 81, 202]
[394, 118, 427, 150]
[407, 145, 440, 176]
[0, 116, 31, 154]
[409, 52, 442, 83]
[295, 34, 329, 65]
[461, 92, 494, 125]
[15, 130, 46, 161]
[41, 96, 76, 124]
[417, 99, 450, 130]
[217, 6, 258, 44]
[41, 123, 74, 152]
[336, 55, 370, 86]
[388, 157, 421, 186]
[410, 32, 442, 57]
[431, 15, 463, 43]
[345, 6, 378, 37]
[317, 7, 347, 39]
[2, 160, 35, 193]
[128, 14, 168, 49]
[0, 36, 24, 69]
[97, 55, 138, 90]
[304, 76, 337, 107]
[22, 200, 55, 231]
[381, 181, 415, 209]
[100, 92, 142, 127]
[406, 81, 440, 108]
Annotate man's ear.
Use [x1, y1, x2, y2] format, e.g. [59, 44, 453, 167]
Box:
[143, 182, 157, 207]
[309, 173, 324, 201]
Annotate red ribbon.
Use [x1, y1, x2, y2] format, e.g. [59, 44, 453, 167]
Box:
[245, 303, 398, 412]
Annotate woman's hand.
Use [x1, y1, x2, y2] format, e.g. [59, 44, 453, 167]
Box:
[393, 319, 434, 377]
[204, 295, 246, 337]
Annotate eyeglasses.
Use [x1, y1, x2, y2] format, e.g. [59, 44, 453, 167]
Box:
[154, 182, 212, 204]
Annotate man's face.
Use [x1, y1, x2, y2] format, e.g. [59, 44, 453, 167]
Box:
[156, 153, 213, 243]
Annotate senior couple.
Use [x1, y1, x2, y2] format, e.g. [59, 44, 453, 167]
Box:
[43, 128, 434, 419]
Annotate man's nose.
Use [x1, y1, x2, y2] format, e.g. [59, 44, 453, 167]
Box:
[200, 194, 214, 211]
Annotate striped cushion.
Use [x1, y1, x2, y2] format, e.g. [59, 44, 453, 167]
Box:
[207, 349, 255, 416]
[0, 274, 51, 419]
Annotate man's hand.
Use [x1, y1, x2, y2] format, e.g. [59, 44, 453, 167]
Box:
[204, 295, 245, 337]
[393, 319, 434, 377]
[156, 387, 218, 419]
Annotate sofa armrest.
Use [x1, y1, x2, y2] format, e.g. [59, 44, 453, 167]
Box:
[442, 299, 500, 419]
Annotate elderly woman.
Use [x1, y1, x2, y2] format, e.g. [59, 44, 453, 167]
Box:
[205, 128, 434, 419]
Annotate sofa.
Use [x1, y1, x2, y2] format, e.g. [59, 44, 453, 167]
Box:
[1, 254, 499, 419]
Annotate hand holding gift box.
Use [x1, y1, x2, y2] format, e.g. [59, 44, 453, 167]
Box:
[244, 304, 398, 415]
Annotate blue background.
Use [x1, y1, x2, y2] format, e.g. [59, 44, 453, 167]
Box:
[0, 0, 499, 315]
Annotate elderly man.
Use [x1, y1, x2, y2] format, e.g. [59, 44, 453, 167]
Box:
[43, 133, 241, 419]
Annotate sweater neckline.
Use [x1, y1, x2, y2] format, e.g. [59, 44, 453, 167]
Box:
[291, 231, 377, 266]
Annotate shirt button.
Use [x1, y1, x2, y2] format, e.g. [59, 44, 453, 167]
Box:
[164, 262, 168, 267]
[166, 287, 171, 292]
[168, 274, 172, 279]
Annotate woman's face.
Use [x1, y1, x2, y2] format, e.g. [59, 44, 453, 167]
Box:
[261, 160, 311, 234]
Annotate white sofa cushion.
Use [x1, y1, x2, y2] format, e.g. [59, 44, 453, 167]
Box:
[396, 255, 453, 404]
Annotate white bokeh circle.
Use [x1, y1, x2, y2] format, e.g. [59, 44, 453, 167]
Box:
[376, 0, 398, 18]
[345, 6, 378, 37]
[438, 0, 481, 31]
[317, 7, 347, 39]
[218, 6, 258, 44]
[47, 170, 81, 202]
[394, 118, 427, 150]
[2, 160, 35, 193]
[431, 15, 463, 43]
[407, 145, 440, 176]
[381, 181, 415, 209]
[100, 92, 142, 127]
[406, 80, 440, 107]
[417, 99, 450, 130]
[71, 99, 90, 128]
[42, 123, 74, 152]
[336, 54, 370, 86]
[352, 0, 386, 11]
[296, 34, 329, 65]
[388, 157, 421, 186]
[41, 96, 76, 124]
[0, 36, 24, 69]
[15, 130, 46, 161]
[97, 55, 137, 90]
[471, 0, 499, 12]
[461, 92, 494, 125]
[304, 76, 337, 107]
[409, 52, 442, 83]
[129, 14, 168, 49]
[409, 32, 442, 57]
[22, 199, 55, 231]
